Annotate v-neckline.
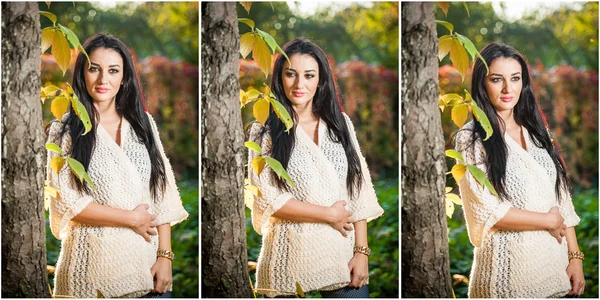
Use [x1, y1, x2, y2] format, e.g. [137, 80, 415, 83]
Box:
[505, 126, 528, 152]
[297, 118, 323, 148]
[98, 118, 128, 150]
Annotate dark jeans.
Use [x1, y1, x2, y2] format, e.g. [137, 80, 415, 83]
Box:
[142, 291, 172, 298]
[272, 285, 369, 298]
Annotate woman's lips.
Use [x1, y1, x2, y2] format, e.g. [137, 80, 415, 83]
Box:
[293, 92, 305, 97]
[96, 87, 109, 93]
[500, 96, 513, 102]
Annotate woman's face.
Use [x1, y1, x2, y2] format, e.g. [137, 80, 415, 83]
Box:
[484, 57, 523, 116]
[281, 54, 320, 110]
[84, 48, 124, 104]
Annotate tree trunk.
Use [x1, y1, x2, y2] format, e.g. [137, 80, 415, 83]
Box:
[400, 2, 453, 298]
[200, 2, 253, 298]
[1, 2, 50, 298]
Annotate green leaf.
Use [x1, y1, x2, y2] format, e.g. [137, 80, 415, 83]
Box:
[456, 33, 488, 74]
[451, 104, 469, 128]
[41, 27, 55, 54]
[253, 98, 270, 126]
[445, 149, 464, 162]
[467, 165, 498, 197]
[70, 96, 92, 135]
[244, 141, 263, 154]
[462, 2, 471, 18]
[435, 20, 454, 33]
[470, 101, 493, 141]
[40, 11, 57, 25]
[264, 157, 295, 187]
[58, 23, 90, 65]
[438, 35, 453, 62]
[238, 18, 255, 30]
[51, 95, 70, 121]
[269, 98, 294, 132]
[240, 32, 254, 59]
[451, 163, 467, 184]
[255, 28, 277, 54]
[253, 35, 271, 78]
[51, 30, 71, 76]
[46, 142, 63, 154]
[295, 282, 305, 298]
[67, 157, 96, 190]
[251, 156, 266, 176]
[275, 43, 291, 66]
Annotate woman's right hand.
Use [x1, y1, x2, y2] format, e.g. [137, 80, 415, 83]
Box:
[547, 206, 566, 243]
[131, 204, 158, 242]
[327, 200, 354, 237]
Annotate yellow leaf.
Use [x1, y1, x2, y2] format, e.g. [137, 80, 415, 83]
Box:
[441, 93, 463, 106]
[240, 2, 252, 14]
[253, 98, 270, 126]
[244, 184, 262, 198]
[439, 97, 446, 112]
[44, 186, 59, 198]
[52, 31, 71, 76]
[445, 198, 455, 218]
[41, 27, 55, 54]
[446, 192, 463, 206]
[438, 35, 452, 61]
[51, 95, 70, 121]
[50, 156, 66, 174]
[450, 38, 469, 82]
[246, 89, 261, 100]
[240, 90, 248, 107]
[244, 189, 254, 209]
[445, 187, 453, 193]
[251, 156, 266, 176]
[451, 104, 469, 128]
[253, 35, 272, 78]
[451, 164, 467, 184]
[437, 2, 450, 16]
[453, 273, 470, 285]
[240, 32, 254, 59]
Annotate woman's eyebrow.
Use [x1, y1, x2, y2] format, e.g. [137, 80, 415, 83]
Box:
[89, 62, 121, 68]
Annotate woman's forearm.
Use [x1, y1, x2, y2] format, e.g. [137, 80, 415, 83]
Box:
[272, 199, 334, 223]
[353, 220, 368, 247]
[492, 207, 554, 231]
[72, 202, 135, 227]
[565, 227, 580, 252]
[157, 224, 172, 251]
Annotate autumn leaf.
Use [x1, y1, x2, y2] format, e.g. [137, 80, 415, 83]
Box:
[451, 163, 467, 184]
[51, 95, 70, 121]
[50, 156, 66, 174]
[52, 31, 71, 75]
[240, 2, 252, 14]
[436, 20, 454, 34]
[446, 192, 463, 206]
[240, 32, 254, 59]
[39, 11, 57, 25]
[41, 27, 55, 54]
[438, 35, 453, 62]
[251, 156, 266, 176]
[255, 28, 277, 54]
[58, 24, 90, 65]
[437, 2, 450, 16]
[451, 104, 469, 128]
[450, 38, 469, 82]
[445, 197, 455, 218]
[253, 35, 271, 78]
[253, 98, 270, 126]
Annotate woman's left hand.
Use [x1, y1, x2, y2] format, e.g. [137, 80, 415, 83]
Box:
[347, 252, 369, 288]
[566, 259, 585, 296]
[150, 257, 173, 294]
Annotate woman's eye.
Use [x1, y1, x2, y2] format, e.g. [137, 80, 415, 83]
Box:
[109, 69, 119, 74]
[491, 78, 502, 83]
[305, 74, 314, 79]
[285, 72, 295, 78]
[89, 67, 98, 72]
[512, 77, 521, 81]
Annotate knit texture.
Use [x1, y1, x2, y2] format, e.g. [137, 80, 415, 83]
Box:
[247, 113, 384, 297]
[46, 113, 189, 298]
[455, 121, 579, 298]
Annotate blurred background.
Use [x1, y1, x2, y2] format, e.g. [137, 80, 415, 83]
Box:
[238, 2, 399, 297]
[436, 2, 599, 298]
[38, 2, 198, 297]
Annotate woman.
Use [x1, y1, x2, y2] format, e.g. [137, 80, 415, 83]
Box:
[46, 33, 188, 298]
[454, 42, 585, 298]
[247, 38, 384, 298]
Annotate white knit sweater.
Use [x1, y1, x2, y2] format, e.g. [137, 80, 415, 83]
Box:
[455, 121, 580, 298]
[247, 113, 384, 297]
[46, 113, 188, 298]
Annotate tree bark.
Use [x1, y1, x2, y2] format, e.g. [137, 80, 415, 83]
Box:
[200, 2, 253, 298]
[1, 2, 50, 298]
[401, 2, 453, 298]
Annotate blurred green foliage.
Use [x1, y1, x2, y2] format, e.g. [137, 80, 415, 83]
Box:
[38, 2, 198, 64]
[46, 180, 199, 298]
[435, 2, 598, 70]
[448, 186, 599, 298]
[246, 179, 399, 297]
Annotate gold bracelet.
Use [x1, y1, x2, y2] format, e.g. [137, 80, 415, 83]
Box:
[157, 249, 175, 261]
[568, 250, 585, 261]
[354, 245, 371, 257]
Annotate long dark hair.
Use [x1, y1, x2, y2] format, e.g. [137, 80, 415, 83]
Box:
[469, 42, 569, 200]
[264, 37, 363, 196]
[54, 33, 166, 201]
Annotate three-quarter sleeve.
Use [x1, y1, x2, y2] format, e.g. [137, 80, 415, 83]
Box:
[342, 114, 384, 223]
[455, 128, 512, 248]
[558, 185, 580, 228]
[146, 113, 189, 226]
[247, 123, 294, 235]
[46, 121, 93, 240]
